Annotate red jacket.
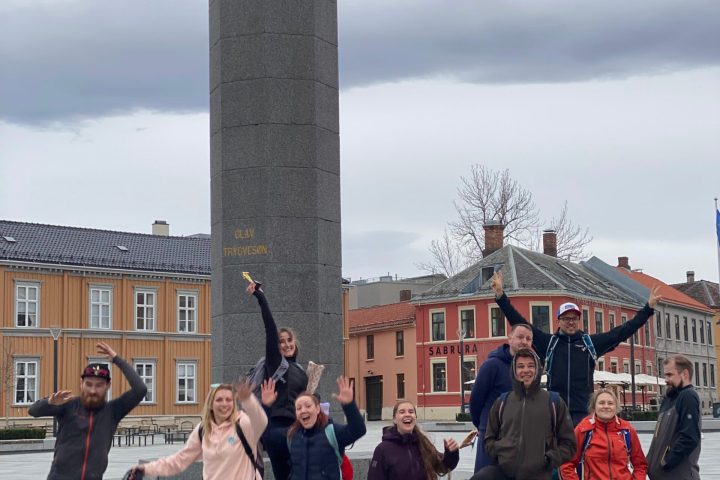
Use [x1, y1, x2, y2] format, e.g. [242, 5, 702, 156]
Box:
[559, 414, 647, 480]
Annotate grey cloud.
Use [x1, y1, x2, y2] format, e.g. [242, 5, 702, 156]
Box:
[2, 1, 718, 125]
[339, 1, 720, 87]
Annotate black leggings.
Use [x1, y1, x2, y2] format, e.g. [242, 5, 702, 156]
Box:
[470, 465, 513, 480]
[262, 418, 294, 480]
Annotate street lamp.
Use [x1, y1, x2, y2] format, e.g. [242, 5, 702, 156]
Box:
[49, 327, 62, 437]
[457, 328, 466, 414]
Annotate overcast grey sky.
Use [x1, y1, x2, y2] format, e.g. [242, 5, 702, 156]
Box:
[1, 0, 719, 285]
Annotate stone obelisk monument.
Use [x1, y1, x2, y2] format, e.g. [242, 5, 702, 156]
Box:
[209, 0, 342, 405]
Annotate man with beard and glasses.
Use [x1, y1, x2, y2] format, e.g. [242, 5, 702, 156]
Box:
[646, 354, 701, 480]
[30, 342, 147, 480]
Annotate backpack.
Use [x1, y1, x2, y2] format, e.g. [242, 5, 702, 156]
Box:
[246, 356, 289, 398]
[498, 390, 562, 435]
[288, 423, 353, 480]
[544, 333, 597, 383]
[199, 422, 264, 477]
[579, 426, 632, 471]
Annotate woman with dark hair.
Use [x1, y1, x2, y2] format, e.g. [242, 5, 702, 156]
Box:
[368, 400, 460, 480]
[287, 376, 367, 479]
[247, 281, 308, 480]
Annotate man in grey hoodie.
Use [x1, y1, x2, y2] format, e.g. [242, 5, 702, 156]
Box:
[471, 348, 576, 480]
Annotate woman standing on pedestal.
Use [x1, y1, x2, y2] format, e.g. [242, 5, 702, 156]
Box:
[247, 281, 308, 480]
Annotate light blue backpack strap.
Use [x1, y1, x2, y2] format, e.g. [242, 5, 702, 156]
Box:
[545, 335, 560, 379]
[582, 334, 597, 363]
[324, 423, 343, 465]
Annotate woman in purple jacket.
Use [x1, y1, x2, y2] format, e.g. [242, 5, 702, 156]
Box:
[368, 400, 459, 480]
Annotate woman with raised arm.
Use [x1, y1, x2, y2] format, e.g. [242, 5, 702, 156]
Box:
[287, 376, 367, 479]
[247, 281, 308, 480]
[130, 382, 267, 480]
[368, 400, 459, 480]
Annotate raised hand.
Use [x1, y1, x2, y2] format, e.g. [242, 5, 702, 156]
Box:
[648, 285, 662, 309]
[245, 282, 261, 295]
[235, 379, 254, 402]
[96, 342, 117, 360]
[332, 376, 354, 405]
[490, 271, 504, 298]
[444, 438, 460, 452]
[48, 390, 74, 406]
[260, 378, 277, 407]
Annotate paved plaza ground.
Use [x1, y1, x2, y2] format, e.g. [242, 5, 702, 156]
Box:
[1, 421, 719, 479]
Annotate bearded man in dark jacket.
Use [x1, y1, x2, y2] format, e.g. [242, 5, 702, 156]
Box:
[29, 342, 147, 480]
[491, 270, 661, 425]
[472, 348, 576, 480]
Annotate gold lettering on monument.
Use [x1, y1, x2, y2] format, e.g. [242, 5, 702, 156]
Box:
[224, 226, 269, 257]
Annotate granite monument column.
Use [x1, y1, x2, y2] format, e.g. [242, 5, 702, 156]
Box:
[209, 0, 342, 406]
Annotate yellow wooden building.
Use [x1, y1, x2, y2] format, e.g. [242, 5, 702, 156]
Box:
[0, 220, 212, 422]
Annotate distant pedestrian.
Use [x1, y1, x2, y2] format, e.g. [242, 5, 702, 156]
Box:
[469, 323, 533, 471]
[29, 342, 147, 480]
[560, 389, 647, 480]
[646, 354, 701, 480]
[491, 270, 661, 425]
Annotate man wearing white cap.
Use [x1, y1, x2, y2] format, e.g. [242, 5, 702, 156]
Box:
[491, 271, 661, 425]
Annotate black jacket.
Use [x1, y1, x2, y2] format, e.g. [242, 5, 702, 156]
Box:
[497, 294, 654, 414]
[646, 384, 701, 480]
[367, 426, 459, 480]
[28, 356, 147, 480]
[253, 290, 308, 422]
[485, 349, 576, 480]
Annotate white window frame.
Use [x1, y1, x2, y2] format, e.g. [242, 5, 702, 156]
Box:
[458, 306, 476, 339]
[89, 285, 113, 329]
[430, 358, 447, 393]
[634, 361, 641, 375]
[177, 292, 198, 333]
[621, 314, 629, 344]
[135, 361, 156, 404]
[594, 309, 604, 334]
[15, 282, 40, 328]
[610, 357, 619, 373]
[460, 355, 477, 387]
[13, 358, 39, 406]
[429, 308, 446, 342]
[134, 288, 157, 332]
[488, 304, 506, 338]
[646, 361, 653, 376]
[608, 311, 616, 330]
[623, 359, 630, 373]
[86, 357, 113, 400]
[529, 301, 553, 334]
[598, 356, 605, 371]
[176, 361, 197, 404]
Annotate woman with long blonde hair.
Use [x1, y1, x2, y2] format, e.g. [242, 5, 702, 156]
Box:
[130, 382, 267, 480]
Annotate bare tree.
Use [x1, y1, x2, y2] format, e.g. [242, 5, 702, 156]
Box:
[549, 201, 593, 261]
[450, 165, 540, 259]
[416, 228, 470, 278]
[1, 340, 14, 428]
[420, 165, 593, 275]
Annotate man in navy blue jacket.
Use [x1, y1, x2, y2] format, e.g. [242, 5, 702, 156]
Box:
[469, 323, 533, 471]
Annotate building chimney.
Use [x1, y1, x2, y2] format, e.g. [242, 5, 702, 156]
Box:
[542, 229, 557, 257]
[399, 290, 412, 301]
[686, 270, 695, 283]
[152, 220, 170, 236]
[483, 221, 505, 257]
[617, 256, 630, 270]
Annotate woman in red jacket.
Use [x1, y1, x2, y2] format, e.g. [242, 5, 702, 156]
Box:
[560, 389, 647, 480]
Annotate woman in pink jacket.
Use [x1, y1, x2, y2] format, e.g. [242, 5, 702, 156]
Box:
[131, 381, 268, 480]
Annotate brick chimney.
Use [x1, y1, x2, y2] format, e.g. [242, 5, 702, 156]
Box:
[483, 221, 505, 257]
[617, 256, 630, 270]
[542, 229, 557, 257]
[686, 270, 695, 283]
[152, 220, 170, 236]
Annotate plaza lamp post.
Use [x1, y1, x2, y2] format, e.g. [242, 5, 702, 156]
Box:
[458, 328, 466, 414]
[49, 327, 62, 437]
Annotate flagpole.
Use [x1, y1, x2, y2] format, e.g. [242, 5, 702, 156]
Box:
[716, 198, 720, 309]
